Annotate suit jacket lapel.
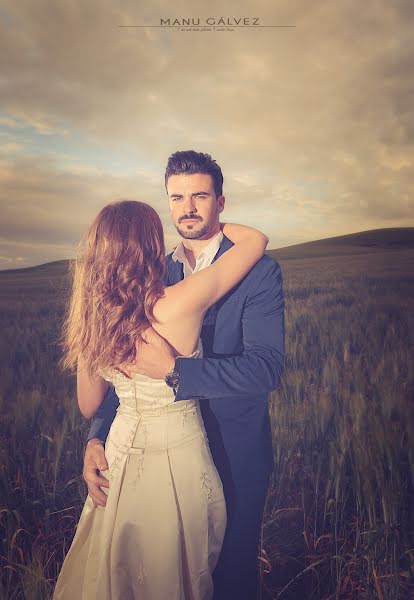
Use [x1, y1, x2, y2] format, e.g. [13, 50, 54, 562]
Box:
[211, 234, 233, 264]
[166, 255, 184, 285]
[166, 234, 233, 285]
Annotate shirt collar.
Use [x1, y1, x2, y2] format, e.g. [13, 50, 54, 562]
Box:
[172, 230, 224, 264]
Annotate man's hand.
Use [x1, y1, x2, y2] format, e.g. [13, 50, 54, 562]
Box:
[83, 438, 110, 508]
[131, 327, 175, 379]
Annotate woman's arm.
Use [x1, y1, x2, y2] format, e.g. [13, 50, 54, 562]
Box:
[161, 223, 268, 318]
[77, 355, 110, 419]
[175, 258, 285, 400]
[220, 222, 268, 247]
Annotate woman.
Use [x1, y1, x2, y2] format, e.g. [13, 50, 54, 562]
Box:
[53, 200, 268, 600]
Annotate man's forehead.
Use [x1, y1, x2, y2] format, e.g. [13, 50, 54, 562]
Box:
[167, 173, 214, 193]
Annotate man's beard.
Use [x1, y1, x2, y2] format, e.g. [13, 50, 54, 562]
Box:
[175, 212, 215, 240]
[175, 221, 211, 239]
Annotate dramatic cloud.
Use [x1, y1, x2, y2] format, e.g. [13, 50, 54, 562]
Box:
[0, 0, 412, 267]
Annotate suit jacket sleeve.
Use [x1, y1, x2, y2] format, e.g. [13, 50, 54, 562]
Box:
[174, 259, 285, 400]
[86, 385, 119, 443]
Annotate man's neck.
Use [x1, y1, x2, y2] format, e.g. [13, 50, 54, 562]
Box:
[181, 226, 221, 268]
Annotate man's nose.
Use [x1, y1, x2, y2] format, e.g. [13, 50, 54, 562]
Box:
[183, 195, 197, 214]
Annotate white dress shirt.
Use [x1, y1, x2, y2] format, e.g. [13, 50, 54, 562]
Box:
[171, 231, 224, 278]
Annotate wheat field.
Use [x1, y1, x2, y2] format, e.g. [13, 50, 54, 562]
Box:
[0, 236, 413, 599]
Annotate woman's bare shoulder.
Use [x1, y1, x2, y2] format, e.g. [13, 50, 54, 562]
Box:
[152, 285, 179, 324]
[151, 285, 202, 357]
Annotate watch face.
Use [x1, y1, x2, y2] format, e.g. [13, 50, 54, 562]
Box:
[166, 370, 179, 388]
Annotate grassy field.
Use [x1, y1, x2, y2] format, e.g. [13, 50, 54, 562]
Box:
[0, 228, 413, 599]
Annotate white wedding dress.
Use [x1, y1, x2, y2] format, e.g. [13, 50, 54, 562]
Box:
[53, 341, 226, 600]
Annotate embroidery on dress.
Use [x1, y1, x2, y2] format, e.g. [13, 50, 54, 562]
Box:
[200, 472, 213, 502]
[130, 455, 145, 489]
[181, 406, 189, 427]
[108, 454, 122, 481]
[137, 562, 145, 585]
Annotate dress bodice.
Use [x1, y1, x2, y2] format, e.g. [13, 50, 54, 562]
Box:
[100, 338, 206, 472]
[100, 339, 203, 416]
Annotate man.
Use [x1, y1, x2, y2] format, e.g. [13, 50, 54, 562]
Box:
[84, 150, 285, 599]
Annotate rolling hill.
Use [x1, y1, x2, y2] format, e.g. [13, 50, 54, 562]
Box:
[267, 227, 414, 262]
[1, 228, 413, 289]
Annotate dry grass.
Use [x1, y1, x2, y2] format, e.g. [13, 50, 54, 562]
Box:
[262, 248, 414, 600]
[0, 244, 413, 599]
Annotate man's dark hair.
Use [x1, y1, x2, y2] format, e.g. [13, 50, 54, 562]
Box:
[164, 150, 224, 197]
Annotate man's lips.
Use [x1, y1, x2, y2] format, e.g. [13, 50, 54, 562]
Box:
[180, 218, 201, 224]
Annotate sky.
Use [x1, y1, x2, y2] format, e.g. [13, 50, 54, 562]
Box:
[0, 0, 413, 269]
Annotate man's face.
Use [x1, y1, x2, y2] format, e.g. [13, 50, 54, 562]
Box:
[167, 173, 225, 240]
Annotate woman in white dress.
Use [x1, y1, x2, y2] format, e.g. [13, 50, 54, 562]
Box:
[53, 200, 268, 600]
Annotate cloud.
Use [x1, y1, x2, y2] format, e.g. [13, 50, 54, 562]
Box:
[0, 154, 173, 244]
[0, 0, 413, 267]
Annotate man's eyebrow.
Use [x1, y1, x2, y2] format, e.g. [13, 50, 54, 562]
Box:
[169, 190, 210, 198]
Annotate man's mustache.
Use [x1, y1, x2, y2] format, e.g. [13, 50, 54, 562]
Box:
[178, 214, 203, 224]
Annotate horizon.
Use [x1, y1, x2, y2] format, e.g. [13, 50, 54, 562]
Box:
[2, 225, 413, 273]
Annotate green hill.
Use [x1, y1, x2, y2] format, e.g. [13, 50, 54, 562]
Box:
[0, 259, 70, 293]
[268, 227, 414, 262]
[1, 228, 413, 289]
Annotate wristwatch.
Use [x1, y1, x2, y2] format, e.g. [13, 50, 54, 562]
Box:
[165, 360, 180, 392]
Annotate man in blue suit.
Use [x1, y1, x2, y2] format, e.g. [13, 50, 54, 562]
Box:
[84, 150, 285, 599]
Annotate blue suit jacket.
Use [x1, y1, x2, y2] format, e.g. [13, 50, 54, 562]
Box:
[87, 235, 285, 481]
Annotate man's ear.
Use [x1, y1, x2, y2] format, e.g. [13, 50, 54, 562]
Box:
[217, 195, 225, 213]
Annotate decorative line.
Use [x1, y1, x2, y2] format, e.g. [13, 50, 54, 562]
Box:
[118, 25, 296, 28]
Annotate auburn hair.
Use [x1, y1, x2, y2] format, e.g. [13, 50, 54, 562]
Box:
[61, 200, 166, 376]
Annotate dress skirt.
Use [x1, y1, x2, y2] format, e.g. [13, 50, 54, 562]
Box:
[53, 401, 227, 600]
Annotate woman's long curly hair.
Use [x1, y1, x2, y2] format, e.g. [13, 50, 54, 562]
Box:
[61, 200, 166, 376]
